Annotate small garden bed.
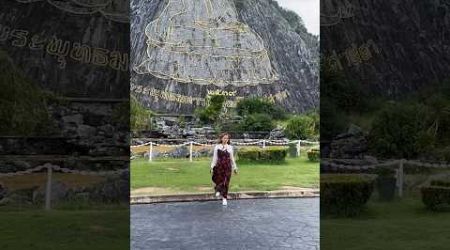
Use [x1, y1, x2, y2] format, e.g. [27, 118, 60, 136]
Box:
[236, 147, 288, 164]
[421, 179, 450, 211]
[321, 174, 375, 217]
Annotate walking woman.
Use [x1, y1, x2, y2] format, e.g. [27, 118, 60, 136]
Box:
[210, 133, 238, 206]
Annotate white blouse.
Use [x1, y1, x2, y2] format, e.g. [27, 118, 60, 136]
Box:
[210, 144, 238, 170]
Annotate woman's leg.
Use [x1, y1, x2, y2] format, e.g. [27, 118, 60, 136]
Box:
[222, 170, 232, 199]
[212, 167, 224, 194]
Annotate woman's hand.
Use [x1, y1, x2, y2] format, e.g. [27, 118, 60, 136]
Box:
[210, 168, 213, 174]
[234, 169, 238, 175]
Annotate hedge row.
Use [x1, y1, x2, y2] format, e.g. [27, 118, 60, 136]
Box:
[307, 149, 320, 162]
[430, 180, 450, 188]
[421, 180, 450, 210]
[321, 174, 375, 217]
[236, 148, 287, 164]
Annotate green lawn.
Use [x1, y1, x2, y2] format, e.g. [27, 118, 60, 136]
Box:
[0, 209, 129, 250]
[321, 197, 450, 250]
[131, 156, 319, 194]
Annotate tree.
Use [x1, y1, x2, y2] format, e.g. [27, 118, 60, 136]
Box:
[236, 97, 285, 120]
[0, 50, 50, 136]
[306, 109, 320, 137]
[285, 115, 316, 140]
[195, 95, 226, 124]
[240, 113, 275, 132]
[368, 103, 427, 159]
[130, 95, 152, 134]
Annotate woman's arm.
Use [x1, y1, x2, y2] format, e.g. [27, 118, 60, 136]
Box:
[230, 145, 238, 171]
[210, 145, 218, 169]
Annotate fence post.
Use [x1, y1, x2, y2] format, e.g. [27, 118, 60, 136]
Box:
[45, 164, 52, 211]
[398, 159, 404, 198]
[148, 142, 153, 162]
[297, 140, 301, 157]
[398, 159, 405, 198]
[189, 141, 193, 162]
[262, 140, 266, 149]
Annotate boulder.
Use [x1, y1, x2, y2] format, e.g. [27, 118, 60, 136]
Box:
[62, 114, 83, 125]
[78, 124, 97, 138]
[169, 146, 190, 158]
[269, 126, 285, 139]
[330, 136, 367, 159]
[33, 181, 69, 204]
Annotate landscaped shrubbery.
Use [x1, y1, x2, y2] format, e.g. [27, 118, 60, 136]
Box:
[0, 50, 51, 136]
[422, 179, 450, 210]
[131, 95, 153, 134]
[195, 95, 226, 124]
[285, 115, 316, 140]
[236, 147, 287, 164]
[239, 113, 275, 132]
[321, 174, 375, 217]
[236, 97, 285, 120]
[307, 148, 320, 162]
[430, 180, 450, 187]
[368, 103, 427, 159]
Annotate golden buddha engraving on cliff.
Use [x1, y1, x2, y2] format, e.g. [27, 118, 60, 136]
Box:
[135, 0, 279, 87]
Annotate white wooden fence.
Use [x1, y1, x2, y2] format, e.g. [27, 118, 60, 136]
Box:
[321, 159, 450, 198]
[0, 163, 127, 210]
[131, 139, 320, 162]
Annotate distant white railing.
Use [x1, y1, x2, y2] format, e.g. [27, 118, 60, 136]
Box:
[0, 163, 127, 210]
[131, 139, 319, 162]
[321, 159, 450, 197]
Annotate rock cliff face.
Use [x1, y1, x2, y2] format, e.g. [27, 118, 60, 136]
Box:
[0, 0, 129, 98]
[0, 0, 129, 170]
[321, 0, 450, 96]
[131, 0, 319, 113]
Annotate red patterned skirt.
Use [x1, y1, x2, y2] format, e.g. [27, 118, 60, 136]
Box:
[212, 149, 232, 198]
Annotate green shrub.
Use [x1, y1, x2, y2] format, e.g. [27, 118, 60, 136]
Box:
[307, 148, 320, 162]
[321, 174, 375, 217]
[285, 115, 315, 140]
[195, 95, 226, 124]
[430, 180, 450, 188]
[236, 97, 285, 120]
[237, 148, 287, 164]
[240, 113, 275, 132]
[0, 50, 51, 136]
[368, 103, 427, 159]
[421, 186, 450, 211]
[433, 146, 450, 162]
[131, 95, 152, 134]
[374, 166, 396, 177]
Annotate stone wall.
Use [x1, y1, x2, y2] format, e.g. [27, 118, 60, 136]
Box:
[0, 99, 129, 171]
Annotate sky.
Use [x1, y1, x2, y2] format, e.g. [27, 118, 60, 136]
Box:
[275, 0, 319, 35]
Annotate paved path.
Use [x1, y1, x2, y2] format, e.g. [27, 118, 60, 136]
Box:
[131, 198, 319, 250]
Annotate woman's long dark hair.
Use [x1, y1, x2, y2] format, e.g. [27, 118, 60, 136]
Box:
[218, 132, 231, 145]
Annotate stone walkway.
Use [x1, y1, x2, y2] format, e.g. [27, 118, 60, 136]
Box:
[131, 198, 319, 250]
[131, 188, 319, 204]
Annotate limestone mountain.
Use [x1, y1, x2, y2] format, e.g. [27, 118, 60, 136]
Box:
[131, 0, 319, 113]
